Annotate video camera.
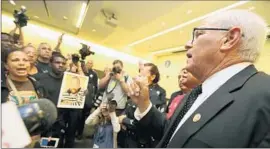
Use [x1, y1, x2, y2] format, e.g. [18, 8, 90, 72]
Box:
[13, 6, 29, 27]
[72, 43, 95, 64]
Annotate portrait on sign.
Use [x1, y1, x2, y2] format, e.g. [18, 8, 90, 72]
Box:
[57, 72, 89, 109]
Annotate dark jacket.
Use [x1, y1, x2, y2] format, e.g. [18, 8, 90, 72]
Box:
[122, 100, 158, 148]
[136, 65, 270, 148]
[149, 84, 166, 113]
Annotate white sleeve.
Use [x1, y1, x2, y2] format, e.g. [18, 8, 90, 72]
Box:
[109, 112, 121, 133]
[85, 108, 101, 125]
[134, 102, 152, 120]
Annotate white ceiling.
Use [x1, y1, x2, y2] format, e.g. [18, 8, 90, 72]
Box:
[2, 1, 270, 56]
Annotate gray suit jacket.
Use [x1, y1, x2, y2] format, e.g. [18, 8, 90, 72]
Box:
[137, 65, 270, 148]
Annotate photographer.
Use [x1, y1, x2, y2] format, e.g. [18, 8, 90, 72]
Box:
[99, 60, 132, 116]
[85, 99, 120, 148]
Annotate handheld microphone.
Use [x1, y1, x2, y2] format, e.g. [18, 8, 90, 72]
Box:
[17, 98, 58, 136]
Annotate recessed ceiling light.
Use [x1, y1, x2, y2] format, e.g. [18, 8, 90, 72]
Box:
[92, 29, 96, 32]
[248, 6, 255, 11]
[9, 0, 16, 5]
[33, 16, 39, 19]
[63, 16, 68, 20]
[186, 10, 192, 14]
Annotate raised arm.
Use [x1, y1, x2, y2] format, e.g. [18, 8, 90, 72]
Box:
[54, 33, 64, 53]
[85, 107, 100, 126]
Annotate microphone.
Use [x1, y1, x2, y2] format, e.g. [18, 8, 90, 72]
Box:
[17, 98, 58, 136]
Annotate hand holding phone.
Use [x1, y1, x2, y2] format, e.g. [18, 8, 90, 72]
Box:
[40, 137, 59, 148]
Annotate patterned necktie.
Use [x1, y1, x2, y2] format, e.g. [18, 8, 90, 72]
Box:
[162, 84, 202, 147]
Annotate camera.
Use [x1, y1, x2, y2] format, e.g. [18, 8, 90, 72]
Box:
[79, 43, 95, 60]
[13, 6, 29, 27]
[110, 67, 122, 76]
[107, 93, 117, 112]
[71, 43, 94, 64]
[71, 54, 80, 64]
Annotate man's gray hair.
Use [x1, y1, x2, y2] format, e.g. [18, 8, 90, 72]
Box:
[37, 42, 51, 51]
[204, 9, 268, 62]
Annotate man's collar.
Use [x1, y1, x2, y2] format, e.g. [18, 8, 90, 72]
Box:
[49, 72, 63, 79]
[202, 62, 252, 94]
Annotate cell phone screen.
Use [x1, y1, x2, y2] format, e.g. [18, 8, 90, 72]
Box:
[41, 139, 48, 146]
[40, 138, 57, 147]
[47, 140, 56, 146]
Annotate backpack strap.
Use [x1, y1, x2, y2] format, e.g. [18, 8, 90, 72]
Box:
[124, 75, 128, 83]
[28, 76, 45, 98]
[6, 76, 23, 105]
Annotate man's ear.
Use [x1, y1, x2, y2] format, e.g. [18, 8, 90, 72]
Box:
[220, 27, 242, 52]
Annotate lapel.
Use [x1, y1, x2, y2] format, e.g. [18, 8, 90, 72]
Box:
[156, 92, 190, 147]
[167, 65, 258, 147]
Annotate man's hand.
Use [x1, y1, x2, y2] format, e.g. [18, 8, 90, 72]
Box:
[118, 115, 127, 124]
[31, 135, 41, 141]
[104, 66, 111, 77]
[128, 76, 151, 113]
[115, 72, 124, 82]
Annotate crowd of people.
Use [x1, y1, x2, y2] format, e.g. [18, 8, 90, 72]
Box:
[1, 9, 270, 148]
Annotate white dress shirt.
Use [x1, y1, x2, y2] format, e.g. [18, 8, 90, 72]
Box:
[134, 62, 252, 142]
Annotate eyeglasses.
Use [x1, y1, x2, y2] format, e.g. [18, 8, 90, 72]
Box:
[191, 27, 230, 44]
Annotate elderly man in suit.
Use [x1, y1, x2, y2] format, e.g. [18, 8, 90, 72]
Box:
[127, 9, 270, 148]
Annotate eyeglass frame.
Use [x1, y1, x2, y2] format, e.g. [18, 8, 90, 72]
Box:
[191, 27, 231, 44]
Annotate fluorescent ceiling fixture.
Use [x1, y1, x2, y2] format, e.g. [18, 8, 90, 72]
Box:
[151, 46, 185, 55]
[63, 16, 68, 20]
[33, 16, 39, 19]
[9, 0, 16, 5]
[2, 14, 149, 64]
[76, 2, 87, 28]
[128, 1, 250, 47]
[21, 5, 26, 9]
